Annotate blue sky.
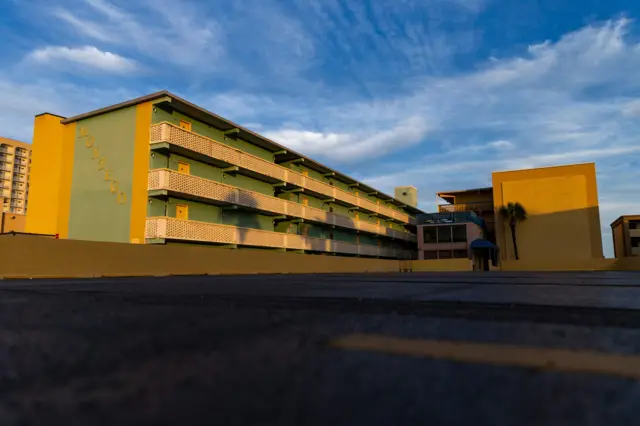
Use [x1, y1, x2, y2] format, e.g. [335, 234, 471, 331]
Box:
[1, 0, 640, 256]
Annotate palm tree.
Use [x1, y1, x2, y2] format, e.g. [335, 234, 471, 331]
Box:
[498, 202, 527, 260]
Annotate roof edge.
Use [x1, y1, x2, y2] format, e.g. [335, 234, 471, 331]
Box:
[35, 112, 67, 120]
[56, 90, 426, 214]
[61, 91, 172, 124]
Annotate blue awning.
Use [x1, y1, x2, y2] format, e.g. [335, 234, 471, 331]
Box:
[470, 238, 498, 250]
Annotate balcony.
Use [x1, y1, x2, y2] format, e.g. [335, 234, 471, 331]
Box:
[145, 217, 409, 258]
[438, 201, 494, 213]
[632, 247, 640, 257]
[630, 229, 640, 238]
[15, 150, 28, 159]
[148, 169, 416, 242]
[150, 122, 415, 225]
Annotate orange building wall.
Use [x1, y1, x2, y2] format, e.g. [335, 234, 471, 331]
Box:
[492, 163, 603, 263]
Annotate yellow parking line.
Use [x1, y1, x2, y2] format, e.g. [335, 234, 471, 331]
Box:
[330, 334, 640, 379]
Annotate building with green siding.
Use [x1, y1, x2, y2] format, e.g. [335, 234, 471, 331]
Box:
[26, 91, 422, 259]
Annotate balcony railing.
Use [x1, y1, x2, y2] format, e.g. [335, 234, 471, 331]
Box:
[149, 169, 416, 243]
[438, 201, 494, 213]
[145, 217, 409, 258]
[150, 122, 415, 225]
[632, 247, 640, 256]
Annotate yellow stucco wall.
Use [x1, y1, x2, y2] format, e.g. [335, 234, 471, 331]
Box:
[129, 102, 153, 244]
[492, 163, 603, 265]
[25, 114, 69, 235]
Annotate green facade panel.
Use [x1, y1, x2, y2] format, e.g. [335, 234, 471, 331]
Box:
[152, 108, 274, 162]
[68, 106, 138, 243]
[167, 197, 223, 223]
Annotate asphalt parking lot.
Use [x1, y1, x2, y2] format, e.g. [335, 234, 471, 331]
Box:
[1, 271, 640, 426]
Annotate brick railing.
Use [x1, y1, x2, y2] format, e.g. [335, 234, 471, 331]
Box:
[149, 169, 416, 243]
[145, 217, 410, 258]
[150, 122, 415, 225]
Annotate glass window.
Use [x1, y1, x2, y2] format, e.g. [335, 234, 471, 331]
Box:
[423, 226, 437, 243]
[630, 221, 639, 230]
[452, 225, 467, 243]
[437, 226, 452, 243]
[453, 249, 468, 259]
[423, 250, 438, 259]
[631, 237, 640, 248]
[438, 250, 452, 259]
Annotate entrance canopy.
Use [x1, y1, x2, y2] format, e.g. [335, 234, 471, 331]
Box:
[470, 239, 498, 250]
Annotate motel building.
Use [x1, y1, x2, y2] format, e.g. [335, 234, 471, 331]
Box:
[416, 211, 498, 271]
[25, 91, 423, 259]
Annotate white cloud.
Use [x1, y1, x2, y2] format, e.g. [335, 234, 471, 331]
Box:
[29, 46, 137, 72]
[265, 116, 432, 160]
[52, 0, 223, 68]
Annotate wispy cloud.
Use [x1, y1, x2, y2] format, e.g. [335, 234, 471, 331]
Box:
[29, 46, 137, 72]
[51, 0, 223, 68]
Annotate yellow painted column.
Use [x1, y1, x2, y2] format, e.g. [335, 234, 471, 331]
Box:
[129, 102, 153, 244]
[26, 114, 69, 235]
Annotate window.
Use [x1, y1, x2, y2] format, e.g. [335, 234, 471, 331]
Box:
[329, 206, 334, 213]
[632, 237, 640, 248]
[423, 226, 437, 243]
[177, 162, 190, 175]
[630, 221, 640, 230]
[453, 249, 468, 259]
[437, 226, 452, 243]
[423, 250, 438, 259]
[176, 204, 189, 220]
[438, 250, 452, 259]
[179, 120, 192, 131]
[452, 225, 467, 243]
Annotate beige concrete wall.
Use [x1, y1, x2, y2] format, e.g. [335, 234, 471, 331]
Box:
[0, 235, 399, 278]
[412, 259, 473, 271]
[0, 236, 477, 278]
[1, 213, 27, 233]
[1, 235, 635, 279]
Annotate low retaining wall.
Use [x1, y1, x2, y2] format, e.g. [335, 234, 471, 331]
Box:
[1, 235, 636, 279]
[412, 259, 473, 272]
[0, 235, 414, 278]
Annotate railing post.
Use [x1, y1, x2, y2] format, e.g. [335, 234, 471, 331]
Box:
[157, 218, 167, 238]
[160, 123, 170, 141]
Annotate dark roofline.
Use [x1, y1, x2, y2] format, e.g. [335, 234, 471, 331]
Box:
[610, 215, 640, 228]
[437, 186, 493, 198]
[35, 112, 67, 120]
[58, 90, 425, 214]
